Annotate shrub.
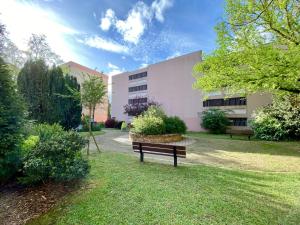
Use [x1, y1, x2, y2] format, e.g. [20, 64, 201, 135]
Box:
[114, 121, 123, 129]
[201, 109, 230, 134]
[32, 123, 64, 142]
[131, 116, 166, 135]
[251, 96, 300, 141]
[20, 135, 39, 156]
[92, 122, 103, 131]
[164, 116, 187, 134]
[121, 122, 128, 131]
[20, 124, 89, 185]
[0, 58, 25, 182]
[105, 118, 116, 128]
[143, 105, 166, 118]
[123, 99, 160, 117]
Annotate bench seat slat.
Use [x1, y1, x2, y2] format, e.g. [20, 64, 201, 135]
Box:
[132, 145, 186, 155]
[132, 142, 185, 150]
[133, 150, 186, 158]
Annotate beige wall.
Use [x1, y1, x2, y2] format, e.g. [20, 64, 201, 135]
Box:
[111, 51, 204, 131]
[111, 71, 130, 121]
[111, 50, 273, 131]
[60, 62, 109, 122]
[147, 51, 203, 131]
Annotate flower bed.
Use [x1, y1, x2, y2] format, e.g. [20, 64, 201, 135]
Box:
[129, 132, 184, 143]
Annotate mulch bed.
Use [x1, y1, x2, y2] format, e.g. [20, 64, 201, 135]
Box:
[0, 181, 81, 225]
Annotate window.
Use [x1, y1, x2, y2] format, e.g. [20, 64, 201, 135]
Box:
[203, 97, 247, 107]
[229, 118, 247, 126]
[128, 84, 147, 92]
[129, 72, 147, 80]
[128, 98, 147, 104]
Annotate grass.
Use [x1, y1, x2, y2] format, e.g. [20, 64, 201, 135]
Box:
[29, 152, 300, 225]
[185, 132, 300, 172]
[79, 130, 105, 137]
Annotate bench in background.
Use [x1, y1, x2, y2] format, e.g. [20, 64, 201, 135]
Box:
[132, 142, 186, 167]
[227, 129, 254, 140]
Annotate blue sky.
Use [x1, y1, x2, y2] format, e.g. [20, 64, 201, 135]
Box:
[0, 0, 224, 75]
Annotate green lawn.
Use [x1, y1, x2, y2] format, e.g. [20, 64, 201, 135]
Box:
[78, 130, 105, 137]
[29, 152, 300, 225]
[185, 132, 300, 172]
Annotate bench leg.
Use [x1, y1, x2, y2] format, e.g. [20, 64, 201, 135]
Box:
[140, 152, 144, 162]
[248, 135, 250, 140]
[174, 155, 177, 167]
[230, 134, 232, 138]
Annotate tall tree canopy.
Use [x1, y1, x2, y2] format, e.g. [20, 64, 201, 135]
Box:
[193, 0, 300, 95]
[0, 57, 24, 182]
[17, 60, 82, 129]
[27, 34, 63, 65]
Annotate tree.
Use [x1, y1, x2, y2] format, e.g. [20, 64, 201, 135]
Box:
[17, 61, 81, 129]
[0, 57, 24, 182]
[193, 0, 300, 96]
[27, 34, 63, 65]
[18, 59, 49, 122]
[60, 74, 82, 130]
[81, 75, 106, 155]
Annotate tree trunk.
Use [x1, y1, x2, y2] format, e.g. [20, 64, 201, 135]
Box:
[89, 105, 101, 154]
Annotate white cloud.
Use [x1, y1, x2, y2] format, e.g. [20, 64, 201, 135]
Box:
[115, 2, 151, 44]
[108, 62, 119, 70]
[99, 0, 173, 44]
[79, 36, 129, 54]
[140, 63, 148, 68]
[151, 0, 173, 22]
[100, 9, 115, 31]
[107, 62, 125, 76]
[0, 0, 82, 62]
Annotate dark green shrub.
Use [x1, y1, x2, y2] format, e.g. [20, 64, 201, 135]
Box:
[164, 116, 187, 134]
[114, 121, 123, 129]
[131, 116, 166, 135]
[251, 96, 300, 141]
[0, 58, 25, 183]
[20, 125, 89, 185]
[32, 123, 64, 142]
[201, 109, 230, 134]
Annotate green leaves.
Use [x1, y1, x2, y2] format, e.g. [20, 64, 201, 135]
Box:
[193, 0, 300, 96]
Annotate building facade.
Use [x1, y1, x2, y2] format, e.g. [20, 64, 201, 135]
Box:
[111, 51, 272, 131]
[60, 61, 109, 122]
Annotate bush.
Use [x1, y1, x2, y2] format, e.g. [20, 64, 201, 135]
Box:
[0, 58, 25, 182]
[80, 116, 103, 132]
[123, 99, 160, 117]
[20, 124, 89, 185]
[114, 121, 123, 129]
[201, 109, 230, 134]
[164, 116, 187, 134]
[105, 118, 116, 128]
[251, 96, 300, 141]
[131, 116, 166, 135]
[121, 122, 128, 131]
[131, 106, 187, 135]
[143, 105, 166, 118]
[92, 122, 103, 131]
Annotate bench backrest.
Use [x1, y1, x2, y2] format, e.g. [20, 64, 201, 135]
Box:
[132, 142, 186, 158]
[227, 129, 253, 135]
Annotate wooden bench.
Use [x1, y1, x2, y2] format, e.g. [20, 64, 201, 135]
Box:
[132, 142, 186, 167]
[227, 129, 254, 140]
